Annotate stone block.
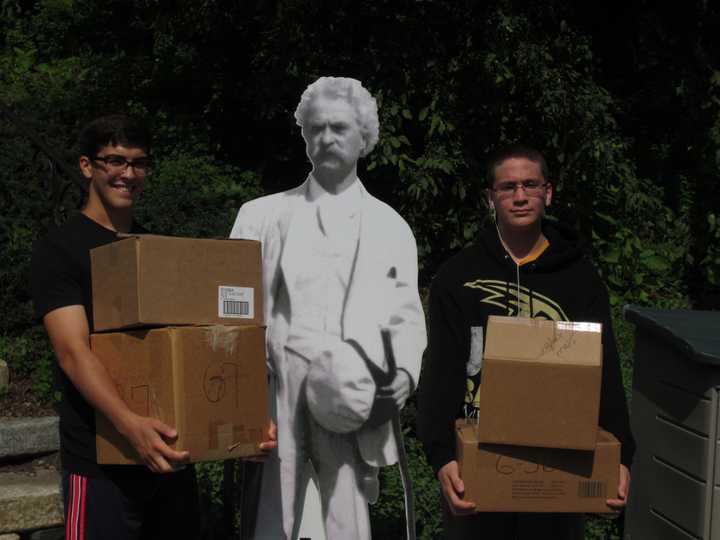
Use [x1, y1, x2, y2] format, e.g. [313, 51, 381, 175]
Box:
[0, 534, 21, 540]
[0, 417, 59, 459]
[0, 470, 63, 533]
[0, 359, 8, 394]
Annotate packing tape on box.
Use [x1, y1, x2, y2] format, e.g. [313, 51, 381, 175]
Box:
[556, 321, 601, 333]
[206, 326, 240, 355]
[209, 422, 263, 455]
[227, 441, 259, 454]
[227, 427, 263, 454]
[209, 421, 235, 450]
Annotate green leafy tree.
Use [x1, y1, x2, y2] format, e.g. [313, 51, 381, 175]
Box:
[3, 1, 720, 537]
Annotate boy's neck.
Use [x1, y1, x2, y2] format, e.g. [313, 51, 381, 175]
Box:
[82, 202, 133, 234]
[496, 223, 546, 263]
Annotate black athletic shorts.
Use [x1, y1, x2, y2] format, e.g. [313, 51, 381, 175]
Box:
[62, 466, 199, 540]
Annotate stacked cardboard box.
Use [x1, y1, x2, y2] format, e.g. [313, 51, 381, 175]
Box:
[457, 422, 620, 513]
[457, 316, 620, 513]
[90, 235, 270, 464]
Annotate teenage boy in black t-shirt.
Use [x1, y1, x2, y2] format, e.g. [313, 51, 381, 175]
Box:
[31, 115, 197, 539]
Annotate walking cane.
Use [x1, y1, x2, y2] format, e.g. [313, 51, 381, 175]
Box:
[380, 328, 417, 540]
[347, 330, 417, 540]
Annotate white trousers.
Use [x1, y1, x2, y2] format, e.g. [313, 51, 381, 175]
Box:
[253, 348, 378, 540]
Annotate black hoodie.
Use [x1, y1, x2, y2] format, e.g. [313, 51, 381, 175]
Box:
[417, 220, 635, 474]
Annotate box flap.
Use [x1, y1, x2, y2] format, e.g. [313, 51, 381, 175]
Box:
[484, 315, 602, 366]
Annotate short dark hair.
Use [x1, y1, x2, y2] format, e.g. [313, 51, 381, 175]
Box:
[77, 114, 151, 157]
[485, 144, 549, 188]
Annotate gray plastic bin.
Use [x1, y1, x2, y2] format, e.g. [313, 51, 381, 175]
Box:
[624, 305, 720, 540]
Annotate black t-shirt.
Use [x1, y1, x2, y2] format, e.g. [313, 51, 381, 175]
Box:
[30, 212, 147, 475]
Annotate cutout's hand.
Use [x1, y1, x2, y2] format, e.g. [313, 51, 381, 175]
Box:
[377, 369, 412, 408]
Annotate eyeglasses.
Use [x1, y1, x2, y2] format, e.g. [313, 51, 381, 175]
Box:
[490, 180, 548, 197]
[92, 155, 153, 175]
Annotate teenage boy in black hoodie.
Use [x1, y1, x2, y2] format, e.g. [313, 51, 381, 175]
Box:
[417, 145, 634, 539]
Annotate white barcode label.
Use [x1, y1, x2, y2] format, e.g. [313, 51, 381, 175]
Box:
[218, 286, 254, 319]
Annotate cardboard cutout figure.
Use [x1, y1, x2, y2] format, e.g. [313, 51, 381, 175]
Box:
[230, 77, 426, 540]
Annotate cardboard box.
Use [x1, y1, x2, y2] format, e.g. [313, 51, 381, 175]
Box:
[92, 325, 270, 464]
[457, 420, 620, 513]
[91, 235, 263, 331]
[477, 316, 602, 450]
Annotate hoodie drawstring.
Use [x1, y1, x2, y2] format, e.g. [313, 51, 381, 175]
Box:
[515, 262, 521, 317]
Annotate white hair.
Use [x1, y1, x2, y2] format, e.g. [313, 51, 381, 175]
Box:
[294, 76, 380, 157]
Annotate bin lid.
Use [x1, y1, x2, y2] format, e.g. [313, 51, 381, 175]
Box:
[624, 305, 720, 366]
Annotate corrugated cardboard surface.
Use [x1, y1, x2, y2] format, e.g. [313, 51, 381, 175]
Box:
[477, 316, 602, 450]
[457, 420, 620, 513]
[91, 235, 263, 331]
[93, 325, 270, 464]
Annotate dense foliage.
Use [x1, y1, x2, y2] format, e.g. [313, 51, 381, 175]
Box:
[2, 1, 719, 538]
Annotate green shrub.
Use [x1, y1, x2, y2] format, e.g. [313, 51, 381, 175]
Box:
[371, 432, 444, 540]
[702, 212, 720, 287]
[611, 306, 636, 402]
[0, 325, 57, 402]
[585, 515, 623, 540]
[196, 460, 228, 539]
[134, 153, 262, 239]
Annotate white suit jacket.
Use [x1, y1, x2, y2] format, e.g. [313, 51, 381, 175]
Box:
[229, 178, 427, 466]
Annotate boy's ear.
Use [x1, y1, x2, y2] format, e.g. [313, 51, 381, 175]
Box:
[544, 181, 553, 208]
[79, 156, 94, 180]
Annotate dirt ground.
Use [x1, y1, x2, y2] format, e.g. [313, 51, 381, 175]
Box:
[0, 376, 58, 418]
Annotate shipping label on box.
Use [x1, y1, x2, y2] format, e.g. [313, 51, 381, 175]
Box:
[93, 325, 270, 464]
[91, 235, 263, 331]
[457, 420, 620, 513]
[477, 316, 602, 450]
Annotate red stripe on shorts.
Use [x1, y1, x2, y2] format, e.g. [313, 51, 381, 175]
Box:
[79, 475, 87, 540]
[66, 473, 87, 540]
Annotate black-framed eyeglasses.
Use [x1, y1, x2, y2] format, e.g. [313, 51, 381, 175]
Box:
[92, 155, 153, 175]
[490, 180, 548, 197]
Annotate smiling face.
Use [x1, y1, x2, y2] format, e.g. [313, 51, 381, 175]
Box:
[489, 157, 553, 233]
[80, 144, 148, 214]
[302, 96, 365, 185]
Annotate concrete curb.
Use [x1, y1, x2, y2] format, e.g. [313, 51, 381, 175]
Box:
[0, 417, 59, 459]
[0, 470, 63, 533]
